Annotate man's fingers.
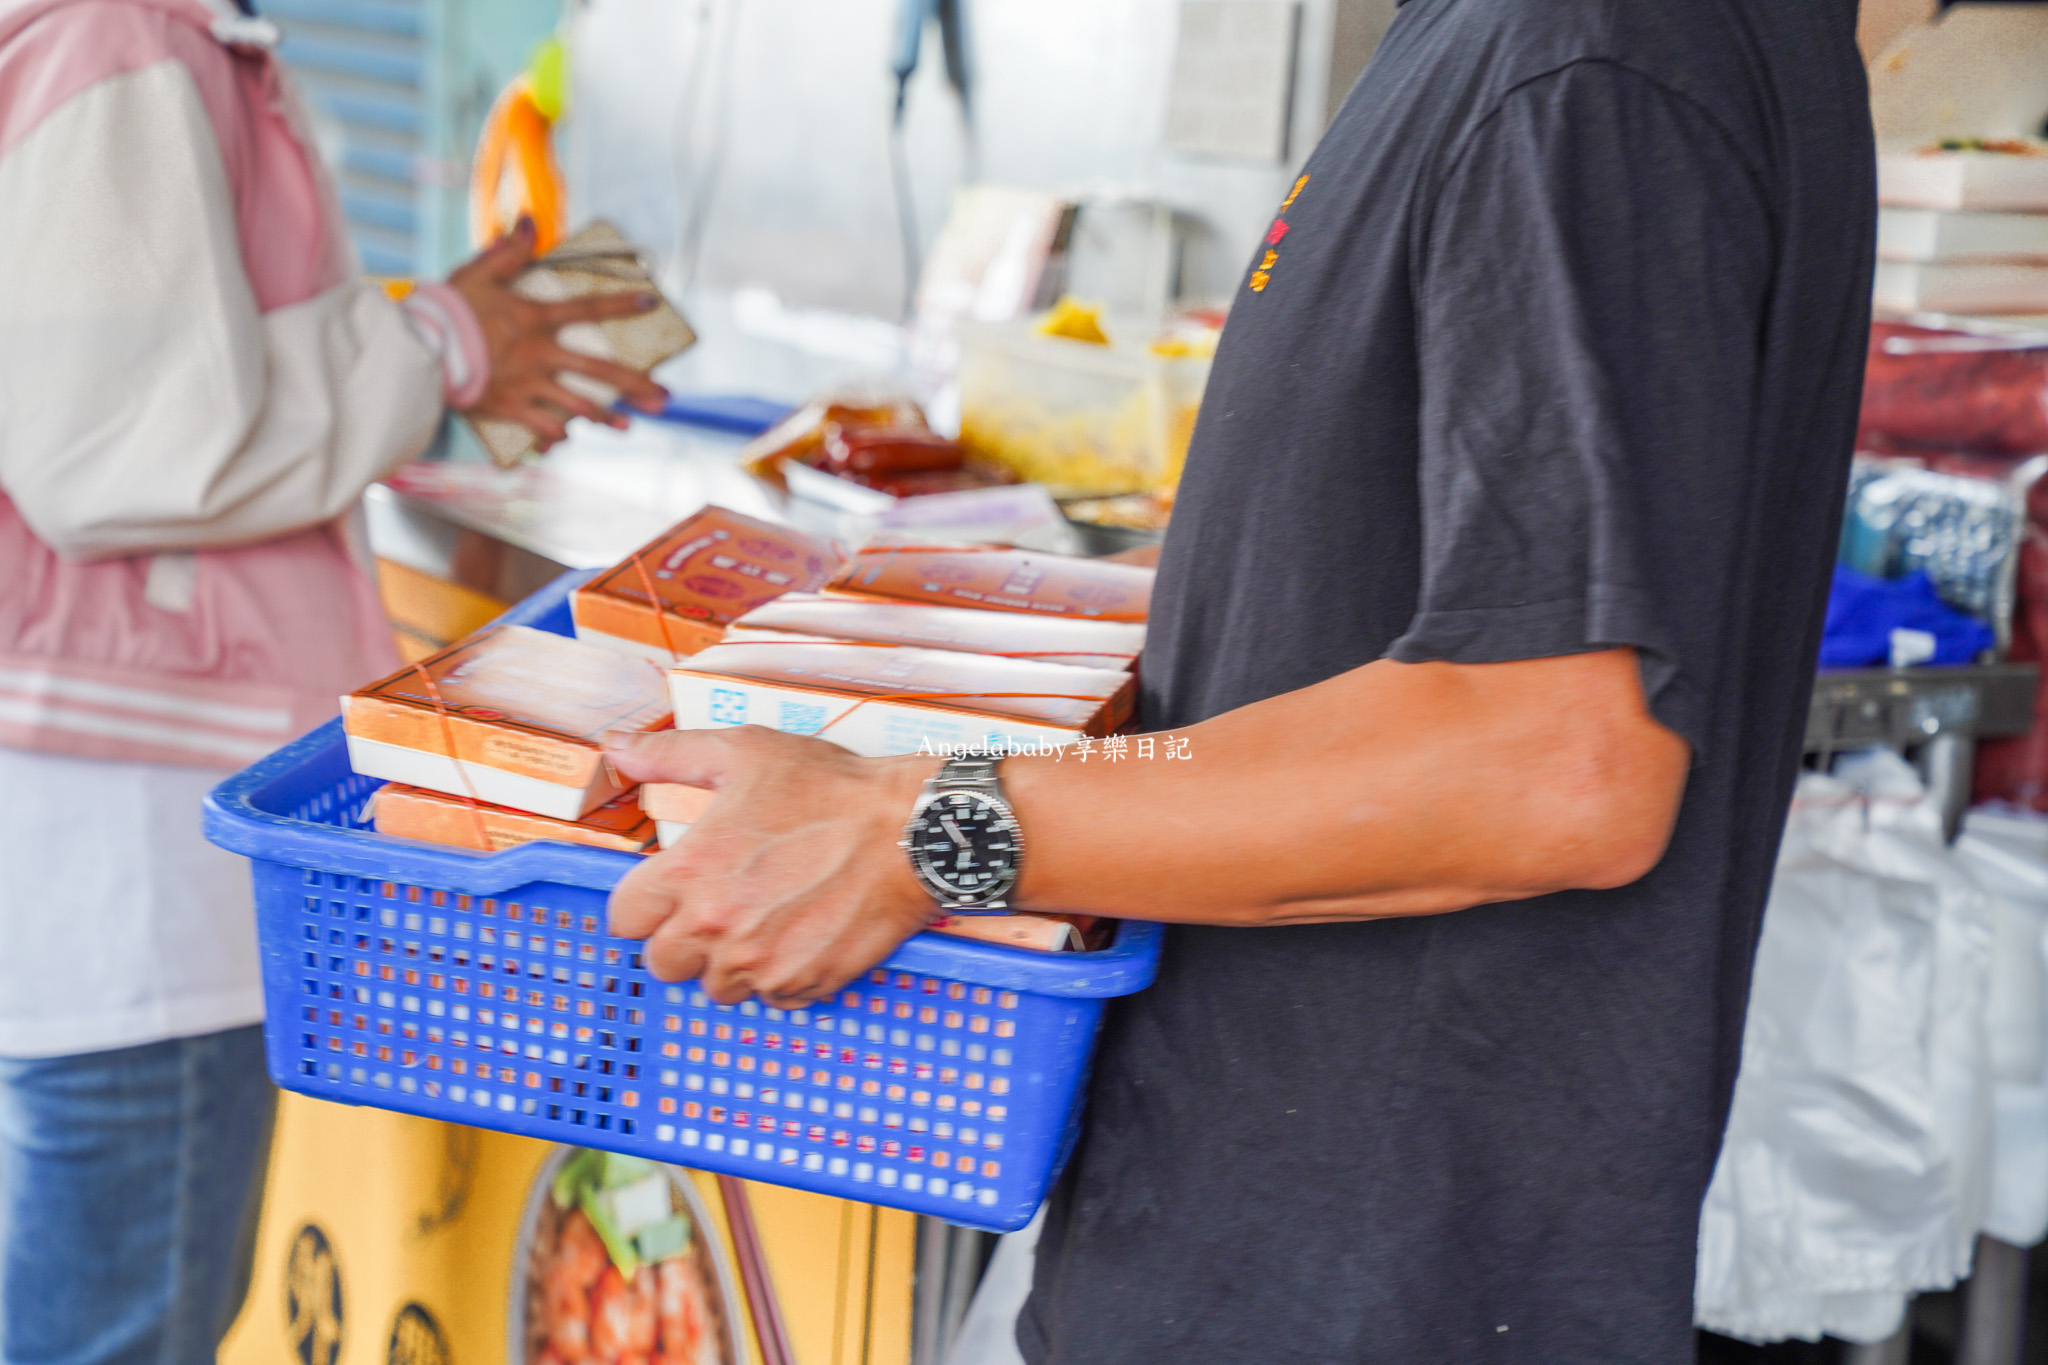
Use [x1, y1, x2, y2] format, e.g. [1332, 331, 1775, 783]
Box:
[698, 957, 758, 1006]
[705, 936, 835, 1010]
[603, 727, 749, 786]
[760, 986, 824, 1011]
[546, 348, 668, 410]
[753, 909, 912, 1011]
[610, 857, 721, 985]
[536, 290, 661, 329]
[607, 856, 680, 942]
[601, 737, 930, 1009]
[644, 933, 709, 987]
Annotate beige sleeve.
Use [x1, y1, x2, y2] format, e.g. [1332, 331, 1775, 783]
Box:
[0, 58, 445, 560]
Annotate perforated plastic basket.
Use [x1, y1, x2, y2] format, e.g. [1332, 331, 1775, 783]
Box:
[204, 570, 1161, 1232]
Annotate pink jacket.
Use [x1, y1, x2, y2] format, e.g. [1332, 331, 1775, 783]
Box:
[0, 0, 487, 769]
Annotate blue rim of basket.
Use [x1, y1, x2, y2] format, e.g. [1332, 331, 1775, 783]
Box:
[202, 568, 1162, 1000]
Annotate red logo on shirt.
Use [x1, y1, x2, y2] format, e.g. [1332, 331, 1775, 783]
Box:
[1250, 175, 1309, 293]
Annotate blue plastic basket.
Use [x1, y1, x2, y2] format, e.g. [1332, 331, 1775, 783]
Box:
[204, 570, 1161, 1232]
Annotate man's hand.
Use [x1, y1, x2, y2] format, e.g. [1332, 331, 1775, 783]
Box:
[603, 728, 936, 1008]
[445, 219, 670, 451]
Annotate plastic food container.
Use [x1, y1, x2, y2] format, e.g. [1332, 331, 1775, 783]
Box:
[958, 319, 1212, 496]
[1860, 321, 2048, 456]
[1840, 458, 2026, 647]
[204, 570, 1162, 1233]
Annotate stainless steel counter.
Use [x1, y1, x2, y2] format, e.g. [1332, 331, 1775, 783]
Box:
[366, 418, 785, 603]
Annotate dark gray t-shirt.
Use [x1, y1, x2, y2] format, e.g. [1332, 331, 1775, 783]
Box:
[1021, 1, 1873, 1362]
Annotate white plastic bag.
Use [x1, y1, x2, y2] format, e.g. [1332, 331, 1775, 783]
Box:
[943, 1210, 1042, 1365]
[1951, 808, 2048, 1247]
[1696, 751, 1994, 1344]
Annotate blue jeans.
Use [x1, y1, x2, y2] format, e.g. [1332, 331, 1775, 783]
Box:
[0, 1028, 275, 1365]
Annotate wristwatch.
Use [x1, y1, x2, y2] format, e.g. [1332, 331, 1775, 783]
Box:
[901, 756, 1023, 913]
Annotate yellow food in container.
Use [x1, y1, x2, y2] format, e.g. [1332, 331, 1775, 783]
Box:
[959, 310, 1215, 499]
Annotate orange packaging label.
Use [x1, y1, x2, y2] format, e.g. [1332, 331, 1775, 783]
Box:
[344, 625, 672, 784]
[373, 784, 655, 854]
[479, 732, 587, 779]
[574, 506, 844, 655]
[822, 545, 1152, 622]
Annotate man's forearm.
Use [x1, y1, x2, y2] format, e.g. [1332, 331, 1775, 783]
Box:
[601, 647, 1690, 1002]
[1002, 648, 1690, 926]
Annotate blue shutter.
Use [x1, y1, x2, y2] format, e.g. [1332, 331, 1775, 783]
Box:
[269, 0, 428, 277]
[272, 0, 561, 280]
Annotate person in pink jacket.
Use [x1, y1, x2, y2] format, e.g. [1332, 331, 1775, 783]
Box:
[0, 1, 666, 1360]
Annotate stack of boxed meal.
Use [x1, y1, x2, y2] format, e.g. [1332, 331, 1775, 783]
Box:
[339, 506, 843, 856]
[1877, 138, 2048, 314]
[342, 626, 675, 852]
[337, 505, 1150, 954]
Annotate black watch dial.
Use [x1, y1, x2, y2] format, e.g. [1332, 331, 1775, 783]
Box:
[908, 790, 1020, 903]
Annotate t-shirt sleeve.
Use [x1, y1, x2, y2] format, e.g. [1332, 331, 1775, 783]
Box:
[1387, 61, 1775, 761]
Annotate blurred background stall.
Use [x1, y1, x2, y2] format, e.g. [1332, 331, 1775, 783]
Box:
[220, 2, 2048, 1364]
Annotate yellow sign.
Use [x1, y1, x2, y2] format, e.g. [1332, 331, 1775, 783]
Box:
[387, 1305, 449, 1365]
[223, 1094, 913, 1365]
[285, 1225, 344, 1365]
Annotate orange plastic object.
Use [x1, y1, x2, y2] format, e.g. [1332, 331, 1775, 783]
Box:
[737, 396, 930, 489]
[471, 76, 566, 253]
[819, 424, 965, 477]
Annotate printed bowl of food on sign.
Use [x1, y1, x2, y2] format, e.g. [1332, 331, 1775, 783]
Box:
[511, 1147, 743, 1365]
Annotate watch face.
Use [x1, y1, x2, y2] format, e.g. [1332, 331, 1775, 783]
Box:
[908, 791, 1020, 903]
